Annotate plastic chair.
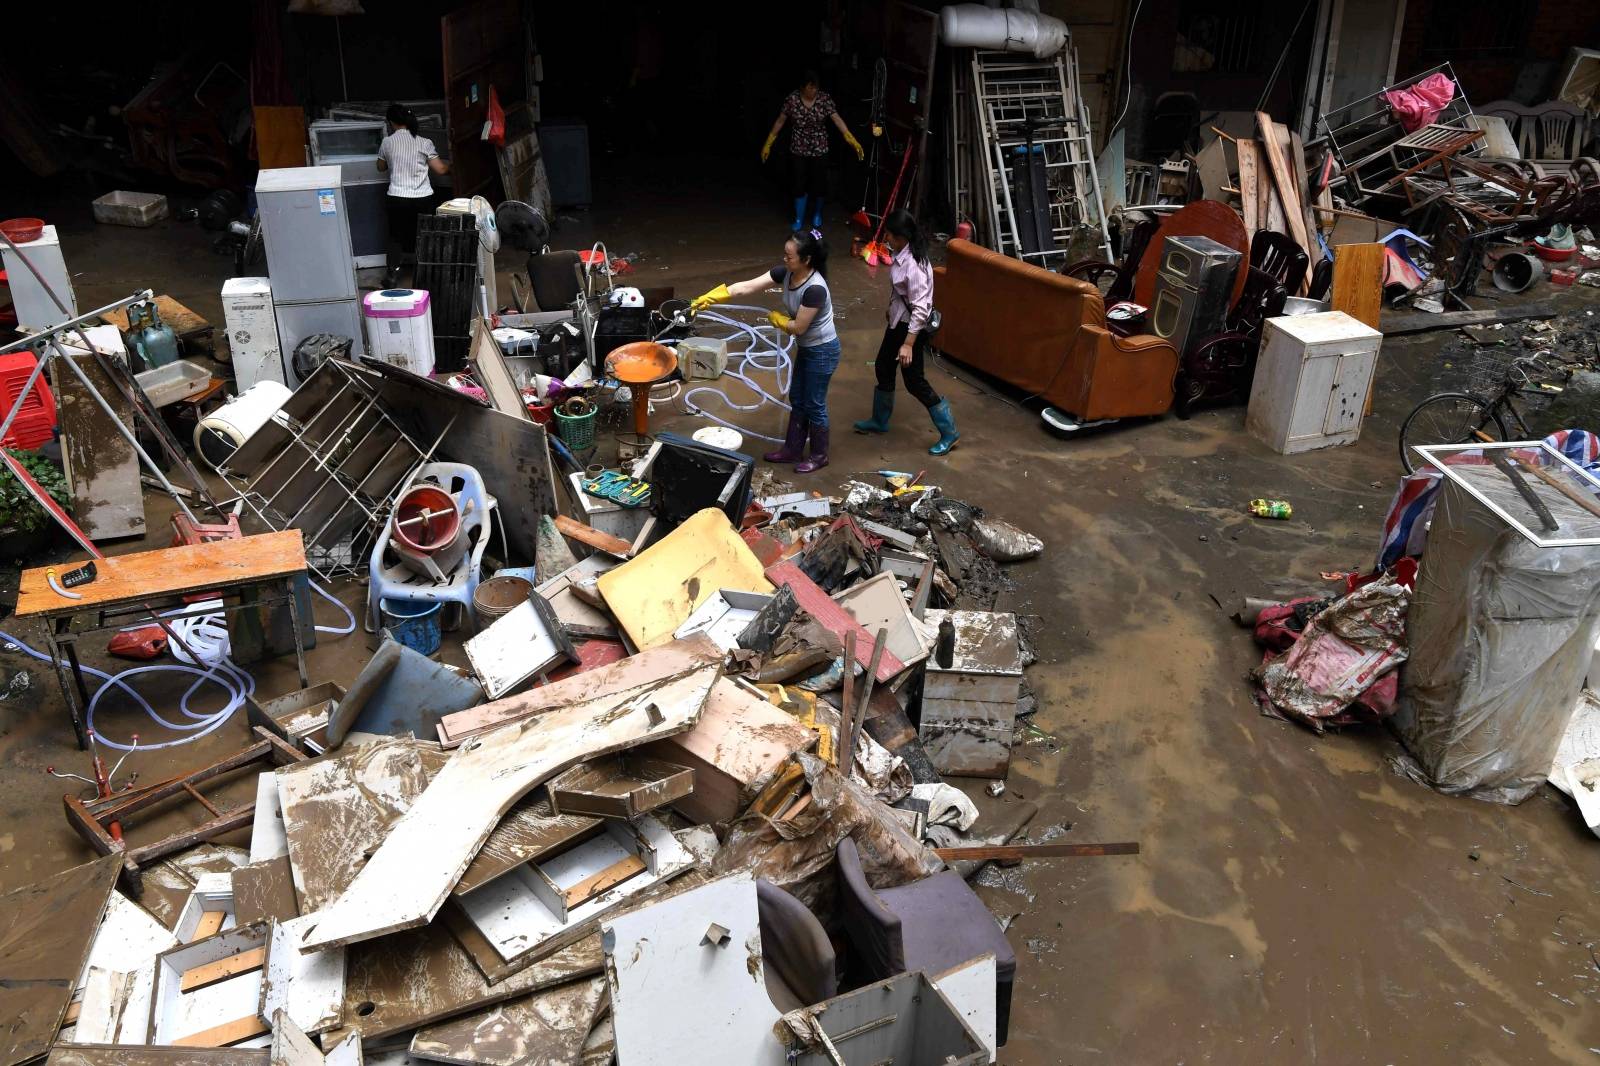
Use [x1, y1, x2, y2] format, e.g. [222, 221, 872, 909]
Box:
[366, 462, 501, 635]
[835, 837, 1016, 1047]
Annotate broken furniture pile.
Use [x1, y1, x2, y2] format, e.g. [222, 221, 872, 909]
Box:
[3, 460, 1133, 1064]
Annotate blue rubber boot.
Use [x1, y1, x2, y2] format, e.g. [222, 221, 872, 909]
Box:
[810, 197, 824, 230]
[854, 389, 894, 433]
[791, 197, 808, 232]
[927, 398, 960, 455]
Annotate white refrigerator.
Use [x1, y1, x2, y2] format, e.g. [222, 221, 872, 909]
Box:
[256, 165, 366, 383]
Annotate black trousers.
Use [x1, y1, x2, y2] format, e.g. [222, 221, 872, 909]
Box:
[385, 192, 437, 266]
[874, 322, 941, 408]
[790, 153, 828, 198]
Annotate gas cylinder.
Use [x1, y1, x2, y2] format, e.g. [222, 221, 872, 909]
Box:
[125, 300, 179, 369]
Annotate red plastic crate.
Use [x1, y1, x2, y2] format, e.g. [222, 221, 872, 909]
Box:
[0, 352, 56, 449]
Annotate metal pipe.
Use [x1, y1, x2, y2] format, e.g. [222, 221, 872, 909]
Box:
[0, 290, 152, 355]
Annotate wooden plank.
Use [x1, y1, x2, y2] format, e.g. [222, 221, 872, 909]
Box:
[1380, 303, 1558, 336]
[178, 946, 266, 992]
[275, 738, 429, 914]
[268, 1008, 323, 1066]
[932, 842, 1141, 861]
[437, 633, 723, 746]
[1331, 242, 1386, 416]
[190, 911, 227, 941]
[1255, 110, 1314, 289]
[410, 974, 608, 1066]
[1259, 149, 1285, 237]
[299, 666, 719, 952]
[16, 530, 307, 617]
[764, 561, 905, 683]
[48, 1047, 269, 1065]
[548, 756, 696, 821]
[564, 854, 647, 909]
[1236, 139, 1259, 238]
[0, 856, 124, 1066]
[1289, 129, 1318, 254]
[171, 1014, 270, 1048]
[555, 514, 635, 558]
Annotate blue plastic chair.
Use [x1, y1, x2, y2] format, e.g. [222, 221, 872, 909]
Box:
[366, 462, 501, 634]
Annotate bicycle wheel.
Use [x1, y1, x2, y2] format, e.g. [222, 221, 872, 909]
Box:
[1398, 393, 1508, 473]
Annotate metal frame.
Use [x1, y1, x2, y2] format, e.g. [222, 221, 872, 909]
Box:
[218, 359, 455, 581]
[969, 47, 1112, 266]
[1412, 441, 1600, 548]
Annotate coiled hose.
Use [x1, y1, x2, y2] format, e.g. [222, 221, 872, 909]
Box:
[0, 579, 356, 751]
[676, 304, 796, 443]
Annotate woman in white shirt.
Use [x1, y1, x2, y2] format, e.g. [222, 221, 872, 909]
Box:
[375, 104, 449, 284]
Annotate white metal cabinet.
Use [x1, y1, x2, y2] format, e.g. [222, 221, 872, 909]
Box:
[1246, 311, 1380, 455]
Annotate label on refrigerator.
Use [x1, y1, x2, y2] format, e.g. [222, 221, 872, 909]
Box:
[317, 189, 337, 215]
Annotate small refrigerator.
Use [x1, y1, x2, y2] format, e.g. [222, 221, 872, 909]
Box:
[309, 119, 388, 269]
[256, 165, 365, 380]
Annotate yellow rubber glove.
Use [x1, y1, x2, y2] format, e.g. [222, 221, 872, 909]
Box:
[768, 310, 793, 333]
[690, 283, 732, 313]
[761, 131, 777, 163]
[842, 129, 864, 161]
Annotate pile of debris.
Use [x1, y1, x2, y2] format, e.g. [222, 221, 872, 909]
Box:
[2, 463, 1134, 1066]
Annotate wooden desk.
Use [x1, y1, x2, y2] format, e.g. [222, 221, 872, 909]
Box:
[17, 530, 310, 748]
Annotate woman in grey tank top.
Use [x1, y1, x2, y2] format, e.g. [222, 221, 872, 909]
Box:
[690, 230, 842, 473]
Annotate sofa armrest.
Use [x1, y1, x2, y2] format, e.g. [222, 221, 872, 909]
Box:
[1053, 325, 1179, 421]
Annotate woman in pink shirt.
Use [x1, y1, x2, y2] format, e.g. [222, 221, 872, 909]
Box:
[854, 210, 959, 454]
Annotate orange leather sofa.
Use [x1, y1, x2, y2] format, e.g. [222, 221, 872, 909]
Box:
[932, 239, 1178, 421]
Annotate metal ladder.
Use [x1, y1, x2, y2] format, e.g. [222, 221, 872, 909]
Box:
[969, 48, 1111, 266]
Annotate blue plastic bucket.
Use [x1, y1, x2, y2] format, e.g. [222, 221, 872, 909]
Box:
[379, 598, 443, 655]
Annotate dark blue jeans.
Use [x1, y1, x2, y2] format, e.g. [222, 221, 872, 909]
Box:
[790, 338, 841, 428]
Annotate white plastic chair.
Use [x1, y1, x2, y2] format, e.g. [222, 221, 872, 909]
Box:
[366, 462, 501, 634]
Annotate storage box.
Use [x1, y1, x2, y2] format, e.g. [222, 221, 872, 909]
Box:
[569, 471, 651, 543]
[1246, 311, 1380, 455]
[91, 190, 169, 227]
[134, 359, 212, 408]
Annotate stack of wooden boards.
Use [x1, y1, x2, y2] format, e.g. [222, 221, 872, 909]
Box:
[1230, 112, 1318, 293]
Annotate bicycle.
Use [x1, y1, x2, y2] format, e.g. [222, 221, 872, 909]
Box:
[1398, 352, 1570, 474]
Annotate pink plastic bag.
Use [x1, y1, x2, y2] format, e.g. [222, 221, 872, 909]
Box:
[1383, 73, 1456, 132]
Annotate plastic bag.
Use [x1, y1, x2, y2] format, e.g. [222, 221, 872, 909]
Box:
[483, 85, 506, 147]
[970, 516, 1043, 561]
[1383, 73, 1456, 133]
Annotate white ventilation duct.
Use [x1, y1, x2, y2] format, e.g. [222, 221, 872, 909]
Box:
[939, 4, 1068, 60]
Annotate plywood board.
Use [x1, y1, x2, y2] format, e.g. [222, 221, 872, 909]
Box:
[268, 1009, 324, 1066]
[640, 678, 815, 825]
[932, 955, 998, 1064]
[74, 967, 137, 1044]
[150, 925, 270, 1048]
[48, 1047, 268, 1065]
[16, 530, 307, 617]
[602, 874, 784, 1066]
[0, 855, 122, 1066]
[101, 296, 209, 337]
[1331, 243, 1384, 329]
[324, 925, 603, 1043]
[261, 916, 346, 1036]
[597, 508, 772, 650]
[275, 738, 429, 914]
[579, 1015, 614, 1066]
[437, 633, 723, 746]
[833, 571, 929, 668]
[81, 890, 178, 984]
[178, 946, 266, 992]
[300, 666, 719, 952]
[232, 857, 299, 926]
[452, 798, 602, 898]
[49, 326, 144, 542]
[409, 975, 607, 1065]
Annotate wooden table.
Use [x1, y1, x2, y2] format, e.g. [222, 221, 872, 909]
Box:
[15, 530, 310, 748]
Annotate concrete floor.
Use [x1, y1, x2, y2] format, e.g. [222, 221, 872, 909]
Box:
[4, 166, 1600, 1063]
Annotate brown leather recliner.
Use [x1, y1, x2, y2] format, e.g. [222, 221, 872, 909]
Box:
[932, 238, 1178, 421]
